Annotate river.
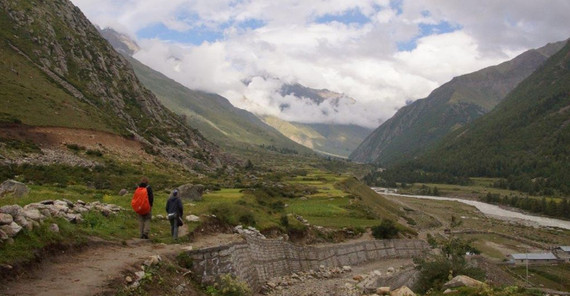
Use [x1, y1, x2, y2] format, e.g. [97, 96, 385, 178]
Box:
[372, 188, 570, 230]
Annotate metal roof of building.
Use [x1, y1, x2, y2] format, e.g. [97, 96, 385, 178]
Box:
[559, 246, 570, 252]
[510, 253, 558, 260]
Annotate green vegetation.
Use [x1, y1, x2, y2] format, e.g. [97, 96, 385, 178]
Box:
[506, 265, 570, 292]
[372, 41, 570, 196]
[350, 41, 564, 166]
[371, 219, 399, 239]
[414, 238, 485, 294]
[125, 55, 311, 155]
[205, 274, 252, 296]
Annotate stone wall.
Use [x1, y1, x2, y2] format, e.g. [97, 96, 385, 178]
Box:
[187, 236, 429, 290]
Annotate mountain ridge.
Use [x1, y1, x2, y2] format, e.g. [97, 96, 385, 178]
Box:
[350, 40, 566, 165]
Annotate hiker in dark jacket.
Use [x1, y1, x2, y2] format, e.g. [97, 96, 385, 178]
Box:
[165, 189, 183, 240]
[137, 177, 154, 239]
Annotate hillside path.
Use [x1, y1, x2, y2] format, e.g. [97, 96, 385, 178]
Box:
[0, 231, 243, 296]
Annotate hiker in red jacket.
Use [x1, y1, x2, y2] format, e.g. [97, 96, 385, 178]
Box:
[136, 177, 154, 239]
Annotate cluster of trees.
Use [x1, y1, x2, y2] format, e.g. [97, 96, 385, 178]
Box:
[482, 193, 570, 219]
[258, 144, 298, 155]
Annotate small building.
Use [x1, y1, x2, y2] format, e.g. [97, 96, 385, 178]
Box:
[507, 253, 560, 265]
[553, 246, 570, 262]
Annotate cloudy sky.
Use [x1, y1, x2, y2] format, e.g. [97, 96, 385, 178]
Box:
[71, 0, 570, 128]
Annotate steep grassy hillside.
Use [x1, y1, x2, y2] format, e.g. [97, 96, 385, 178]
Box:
[350, 40, 566, 165]
[0, 0, 229, 173]
[382, 40, 570, 195]
[124, 55, 311, 153]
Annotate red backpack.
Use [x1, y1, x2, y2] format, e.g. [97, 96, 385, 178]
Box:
[131, 187, 150, 215]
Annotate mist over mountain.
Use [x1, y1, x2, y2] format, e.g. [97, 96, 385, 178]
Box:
[100, 28, 371, 157]
[350, 40, 566, 165]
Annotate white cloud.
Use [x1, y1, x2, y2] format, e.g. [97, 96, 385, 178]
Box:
[72, 0, 570, 128]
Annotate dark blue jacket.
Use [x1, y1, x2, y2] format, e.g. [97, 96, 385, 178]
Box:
[166, 195, 183, 217]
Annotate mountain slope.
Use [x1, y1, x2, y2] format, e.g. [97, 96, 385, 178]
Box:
[350, 41, 566, 165]
[260, 116, 372, 158]
[0, 0, 228, 171]
[267, 83, 373, 157]
[401, 40, 570, 194]
[124, 54, 312, 153]
[99, 28, 312, 154]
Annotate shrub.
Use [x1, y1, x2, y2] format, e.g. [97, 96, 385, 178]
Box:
[86, 149, 103, 157]
[66, 143, 85, 151]
[238, 213, 256, 227]
[280, 215, 289, 227]
[207, 274, 252, 296]
[176, 252, 193, 269]
[371, 219, 399, 239]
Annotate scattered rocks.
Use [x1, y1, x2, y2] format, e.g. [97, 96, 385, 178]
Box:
[235, 225, 266, 239]
[118, 189, 128, 196]
[262, 265, 353, 293]
[0, 199, 123, 243]
[0, 180, 30, 198]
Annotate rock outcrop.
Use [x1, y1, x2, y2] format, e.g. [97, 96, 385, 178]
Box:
[177, 184, 205, 201]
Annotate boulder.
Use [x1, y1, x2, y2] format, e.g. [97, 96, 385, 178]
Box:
[143, 255, 162, 267]
[0, 222, 23, 237]
[177, 184, 205, 201]
[23, 209, 44, 221]
[0, 205, 23, 217]
[0, 180, 30, 198]
[13, 215, 30, 229]
[0, 213, 13, 225]
[0, 229, 9, 240]
[186, 215, 200, 222]
[118, 189, 128, 196]
[49, 223, 60, 233]
[443, 275, 486, 289]
[377, 287, 391, 295]
[390, 286, 415, 296]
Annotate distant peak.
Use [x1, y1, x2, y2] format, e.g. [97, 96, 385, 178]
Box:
[99, 27, 140, 56]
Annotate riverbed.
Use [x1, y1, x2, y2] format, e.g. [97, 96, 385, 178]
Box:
[372, 188, 570, 230]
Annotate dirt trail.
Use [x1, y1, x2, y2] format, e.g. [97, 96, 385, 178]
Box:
[0, 230, 243, 296]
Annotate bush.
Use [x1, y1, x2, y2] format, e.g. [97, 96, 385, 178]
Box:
[414, 238, 485, 293]
[371, 219, 399, 239]
[280, 215, 289, 227]
[86, 149, 103, 157]
[176, 252, 193, 269]
[207, 274, 252, 296]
